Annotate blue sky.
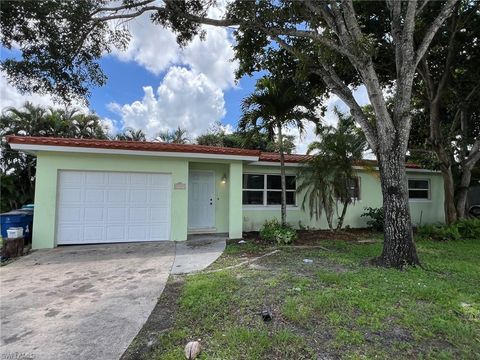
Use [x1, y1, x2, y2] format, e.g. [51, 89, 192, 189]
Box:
[89, 56, 259, 133]
[0, 11, 370, 154]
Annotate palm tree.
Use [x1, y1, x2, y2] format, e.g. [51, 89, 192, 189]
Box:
[157, 126, 189, 144]
[297, 109, 367, 230]
[239, 76, 318, 226]
[115, 127, 146, 141]
[0, 102, 109, 211]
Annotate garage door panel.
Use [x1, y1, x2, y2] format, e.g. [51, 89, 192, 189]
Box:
[128, 207, 148, 222]
[107, 189, 126, 202]
[61, 171, 84, 185]
[85, 172, 105, 185]
[150, 226, 169, 239]
[85, 189, 105, 202]
[84, 226, 105, 241]
[58, 226, 84, 244]
[57, 207, 83, 223]
[127, 226, 147, 240]
[106, 226, 126, 242]
[108, 173, 128, 185]
[59, 188, 83, 203]
[129, 189, 148, 203]
[150, 174, 170, 188]
[107, 207, 127, 222]
[150, 190, 169, 204]
[130, 173, 148, 185]
[150, 207, 170, 222]
[57, 171, 171, 245]
[84, 207, 105, 221]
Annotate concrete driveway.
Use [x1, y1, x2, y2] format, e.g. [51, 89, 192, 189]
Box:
[0, 242, 175, 360]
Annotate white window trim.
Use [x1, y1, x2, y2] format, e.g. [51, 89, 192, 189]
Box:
[334, 176, 362, 202]
[407, 178, 431, 202]
[242, 173, 297, 207]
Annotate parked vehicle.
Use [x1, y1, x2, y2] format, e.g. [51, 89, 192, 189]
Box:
[469, 205, 480, 218]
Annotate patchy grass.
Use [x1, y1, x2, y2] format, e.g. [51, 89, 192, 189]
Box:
[130, 238, 480, 360]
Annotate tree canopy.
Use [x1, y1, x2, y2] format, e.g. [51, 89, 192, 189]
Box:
[0, 102, 109, 211]
[0, 0, 464, 268]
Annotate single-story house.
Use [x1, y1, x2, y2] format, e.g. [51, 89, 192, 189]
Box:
[7, 136, 445, 249]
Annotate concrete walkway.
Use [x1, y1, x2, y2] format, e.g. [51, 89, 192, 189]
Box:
[171, 235, 227, 274]
[0, 238, 225, 360]
[0, 242, 175, 360]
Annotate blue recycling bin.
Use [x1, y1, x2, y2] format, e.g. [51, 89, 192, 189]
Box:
[0, 210, 34, 243]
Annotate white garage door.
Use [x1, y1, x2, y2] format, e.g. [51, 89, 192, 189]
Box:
[56, 171, 171, 245]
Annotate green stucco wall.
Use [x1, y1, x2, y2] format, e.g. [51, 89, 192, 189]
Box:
[242, 165, 445, 231]
[228, 162, 243, 239]
[32, 151, 445, 249]
[32, 152, 189, 249]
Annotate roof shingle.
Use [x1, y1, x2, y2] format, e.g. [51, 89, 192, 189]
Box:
[6, 135, 422, 168]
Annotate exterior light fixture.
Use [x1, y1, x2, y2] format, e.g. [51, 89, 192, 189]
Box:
[221, 174, 227, 184]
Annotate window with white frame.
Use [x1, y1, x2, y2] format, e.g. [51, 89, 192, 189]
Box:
[408, 179, 430, 199]
[347, 177, 361, 199]
[334, 177, 361, 200]
[243, 174, 296, 205]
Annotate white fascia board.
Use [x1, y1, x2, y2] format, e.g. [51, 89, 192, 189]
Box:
[247, 161, 302, 167]
[10, 143, 260, 162]
[352, 165, 440, 173]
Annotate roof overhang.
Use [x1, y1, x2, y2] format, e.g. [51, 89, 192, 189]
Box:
[247, 161, 302, 167]
[9, 143, 260, 162]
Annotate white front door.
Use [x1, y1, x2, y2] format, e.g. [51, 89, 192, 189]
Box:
[188, 171, 215, 230]
[56, 170, 171, 245]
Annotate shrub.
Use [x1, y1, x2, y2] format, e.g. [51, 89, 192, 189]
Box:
[455, 218, 480, 239]
[260, 219, 297, 245]
[416, 219, 480, 241]
[361, 207, 384, 232]
[416, 224, 461, 241]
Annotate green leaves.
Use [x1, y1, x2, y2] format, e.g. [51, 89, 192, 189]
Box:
[0, 102, 109, 211]
[298, 109, 367, 229]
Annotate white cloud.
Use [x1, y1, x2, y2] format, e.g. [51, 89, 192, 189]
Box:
[107, 3, 237, 139]
[0, 71, 91, 113]
[110, 5, 237, 91]
[0, 73, 57, 110]
[182, 27, 237, 90]
[113, 19, 180, 75]
[285, 86, 371, 154]
[109, 66, 226, 139]
[284, 121, 318, 155]
[100, 117, 118, 136]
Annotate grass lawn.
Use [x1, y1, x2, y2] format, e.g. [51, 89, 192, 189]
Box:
[123, 238, 480, 360]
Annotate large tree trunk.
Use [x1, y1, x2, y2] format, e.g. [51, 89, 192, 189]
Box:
[277, 122, 287, 226]
[439, 165, 458, 224]
[456, 164, 472, 218]
[374, 149, 421, 268]
[428, 98, 458, 224]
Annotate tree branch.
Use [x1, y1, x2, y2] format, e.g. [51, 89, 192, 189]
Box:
[415, 0, 459, 66]
[434, 7, 459, 103]
[90, 0, 156, 17]
[93, 2, 239, 27]
[268, 28, 351, 57]
[465, 137, 480, 169]
[418, 57, 435, 101]
[315, 66, 378, 152]
[271, 34, 378, 152]
[417, 0, 431, 15]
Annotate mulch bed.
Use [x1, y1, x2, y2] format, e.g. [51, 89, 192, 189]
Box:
[240, 228, 378, 246]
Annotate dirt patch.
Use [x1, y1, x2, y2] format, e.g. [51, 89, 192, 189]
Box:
[121, 276, 185, 360]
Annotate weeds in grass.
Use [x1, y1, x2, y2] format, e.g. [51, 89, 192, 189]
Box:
[149, 239, 479, 360]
